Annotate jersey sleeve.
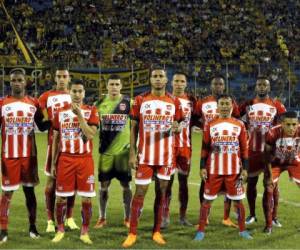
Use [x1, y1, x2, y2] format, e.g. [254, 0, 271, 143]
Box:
[194, 99, 202, 118]
[38, 92, 48, 110]
[238, 100, 249, 117]
[275, 100, 286, 115]
[265, 127, 278, 145]
[201, 122, 211, 158]
[130, 95, 142, 120]
[88, 106, 100, 127]
[0, 98, 3, 129]
[239, 122, 249, 159]
[190, 97, 201, 127]
[174, 97, 184, 122]
[232, 99, 240, 118]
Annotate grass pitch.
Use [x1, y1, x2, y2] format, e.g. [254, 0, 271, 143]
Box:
[1, 132, 300, 249]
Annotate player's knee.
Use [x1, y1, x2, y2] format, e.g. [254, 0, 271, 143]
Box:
[56, 196, 67, 203]
[233, 199, 243, 205]
[120, 181, 130, 190]
[100, 181, 111, 190]
[46, 177, 55, 188]
[82, 197, 91, 203]
[134, 185, 147, 197]
[23, 186, 35, 195]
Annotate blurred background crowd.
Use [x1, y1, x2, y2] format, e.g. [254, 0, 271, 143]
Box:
[0, 0, 300, 106]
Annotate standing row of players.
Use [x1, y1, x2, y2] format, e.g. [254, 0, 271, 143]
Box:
[0, 66, 299, 247]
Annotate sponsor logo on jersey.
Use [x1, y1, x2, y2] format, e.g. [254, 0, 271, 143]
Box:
[233, 126, 239, 132]
[61, 122, 80, 129]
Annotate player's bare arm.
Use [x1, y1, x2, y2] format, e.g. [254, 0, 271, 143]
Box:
[51, 130, 60, 178]
[72, 103, 97, 140]
[200, 158, 207, 181]
[263, 144, 273, 187]
[129, 119, 138, 170]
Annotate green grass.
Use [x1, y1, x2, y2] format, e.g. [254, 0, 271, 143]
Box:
[2, 132, 300, 249]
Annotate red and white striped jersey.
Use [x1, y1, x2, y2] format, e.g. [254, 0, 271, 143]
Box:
[38, 90, 71, 145]
[0, 96, 41, 158]
[202, 117, 248, 175]
[130, 92, 182, 166]
[195, 95, 240, 128]
[239, 98, 286, 152]
[175, 94, 197, 148]
[52, 105, 99, 155]
[266, 125, 300, 166]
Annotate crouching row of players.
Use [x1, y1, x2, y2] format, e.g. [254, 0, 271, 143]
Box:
[0, 67, 299, 247]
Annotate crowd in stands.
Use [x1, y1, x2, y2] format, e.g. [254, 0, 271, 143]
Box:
[0, 0, 300, 106]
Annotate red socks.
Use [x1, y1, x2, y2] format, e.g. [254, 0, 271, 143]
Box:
[45, 185, 56, 221]
[0, 193, 13, 230]
[81, 201, 92, 235]
[129, 196, 144, 235]
[234, 202, 246, 232]
[197, 202, 211, 232]
[56, 201, 67, 232]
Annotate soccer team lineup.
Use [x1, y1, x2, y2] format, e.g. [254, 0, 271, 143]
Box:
[1, 66, 300, 248]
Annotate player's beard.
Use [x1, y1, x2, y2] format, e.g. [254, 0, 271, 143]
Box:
[257, 92, 268, 98]
[12, 87, 23, 96]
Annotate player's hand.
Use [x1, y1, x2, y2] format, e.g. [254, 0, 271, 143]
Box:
[171, 121, 181, 133]
[263, 175, 273, 187]
[129, 153, 138, 170]
[71, 103, 82, 117]
[200, 169, 207, 182]
[240, 169, 248, 184]
[50, 165, 56, 178]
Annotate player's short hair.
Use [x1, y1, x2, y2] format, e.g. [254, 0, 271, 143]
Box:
[256, 75, 269, 82]
[173, 71, 187, 79]
[69, 79, 84, 88]
[150, 66, 166, 75]
[107, 74, 121, 83]
[55, 63, 69, 72]
[10, 68, 25, 76]
[217, 93, 233, 102]
[281, 111, 298, 120]
[211, 74, 225, 84]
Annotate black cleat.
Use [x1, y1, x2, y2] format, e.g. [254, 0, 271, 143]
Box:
[29, 225, 40, 239]
[263, 227, 272, 235]
[0, 230, 8, 244]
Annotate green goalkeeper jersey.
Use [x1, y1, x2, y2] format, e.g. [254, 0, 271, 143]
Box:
[94, 95, 131, 155]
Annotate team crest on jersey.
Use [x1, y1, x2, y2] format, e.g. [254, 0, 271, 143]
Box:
[84, 112, 90, 118]
[166, 105, 172, 110]
[87, 175, 95, 184]
[52, 97, 58, 102]
[119, 103, 126, 111]
[30, 107, 35, 112]
[233, 126, 239, 132]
